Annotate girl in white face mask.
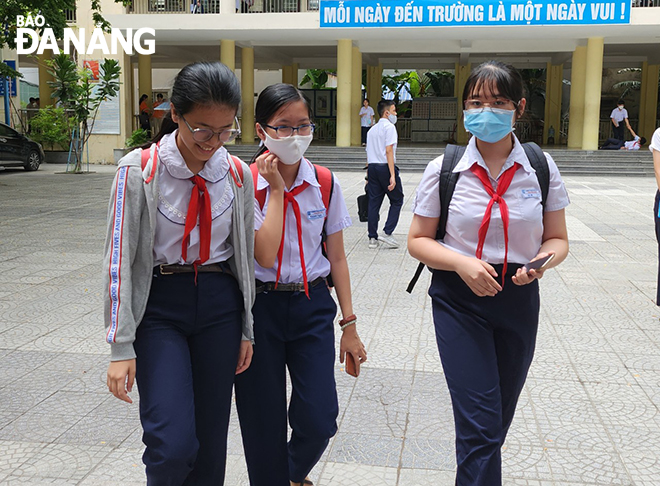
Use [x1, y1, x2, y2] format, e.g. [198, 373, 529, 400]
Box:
[234, 83, 366, 486]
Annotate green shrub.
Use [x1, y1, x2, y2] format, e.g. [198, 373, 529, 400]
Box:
[125, 128, 149, 149]
[29, 107, 72, 150]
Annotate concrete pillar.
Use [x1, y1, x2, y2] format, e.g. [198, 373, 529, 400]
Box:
[241, 47, 255, 145]
[639, 62, 660, 140]
[336, 39, 353, 147]
[567, 46, 587, 149]
[581, 37, 604, 150]
[366, 64, 382, 120]
[37, 53, 54, 107]
[138, 53, 152, 112]
[282, 65, 292, 85]
[123, 54, 134, 133]
[291, 63, 299, 86]
[221, 40, 235, 71]
[220, 0, 236, 14]
[350, 46, 362, 146]
[455, 63, 472, 144]
[543, 63, 563, 145]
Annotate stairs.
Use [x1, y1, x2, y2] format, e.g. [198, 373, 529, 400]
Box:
[227, 144, 655, 177]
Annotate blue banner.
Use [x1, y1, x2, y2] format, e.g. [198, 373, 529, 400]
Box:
[320, 0, 631, 27]
[0, 61, 17, 97]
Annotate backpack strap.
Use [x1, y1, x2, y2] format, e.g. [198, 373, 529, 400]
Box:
[521, 142, 549, 209]
[227, 155, 244, 188]
[406, 144, 465, 294]
[437, 144, 466, 240]
[249, 163, 268, 209]
[141, 142, 160, 184]
[313, 164, 334, 214]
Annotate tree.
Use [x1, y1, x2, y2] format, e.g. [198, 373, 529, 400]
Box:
[48, 53, 121, 173]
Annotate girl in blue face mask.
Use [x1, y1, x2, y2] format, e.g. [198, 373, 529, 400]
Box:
[408, 61, 570, 485]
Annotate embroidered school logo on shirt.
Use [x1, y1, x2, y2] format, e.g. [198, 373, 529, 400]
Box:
[521, 189, 541, 199]
[307, 208, 326, 220]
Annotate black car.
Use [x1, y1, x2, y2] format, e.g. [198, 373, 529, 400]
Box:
[0, 122, 45, 171]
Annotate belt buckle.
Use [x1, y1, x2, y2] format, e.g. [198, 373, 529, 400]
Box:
[159, 264, 174, 275]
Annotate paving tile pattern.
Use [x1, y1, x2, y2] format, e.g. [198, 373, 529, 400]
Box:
[1, 164, 659, 485]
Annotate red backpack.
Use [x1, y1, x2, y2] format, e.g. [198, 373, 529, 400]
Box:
[250, 161, 335, 285]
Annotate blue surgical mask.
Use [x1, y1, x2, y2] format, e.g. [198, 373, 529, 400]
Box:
[463, 108, 515, 143]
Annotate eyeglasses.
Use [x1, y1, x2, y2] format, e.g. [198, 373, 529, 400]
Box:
[262, 123, 315, 139]
[464, 99, 518, 111]
[180, 115, 241, 143]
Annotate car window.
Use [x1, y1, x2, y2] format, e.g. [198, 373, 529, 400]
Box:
[0, 124, 17, 137]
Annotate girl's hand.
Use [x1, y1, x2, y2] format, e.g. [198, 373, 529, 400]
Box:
[107, 359, 136, 404]
[235, 340, 253, 375]
[512, 252, 553, 286]
[339, 326, 367, 374]
[256, 152, 284, 192]
[455, 257, 502, 297]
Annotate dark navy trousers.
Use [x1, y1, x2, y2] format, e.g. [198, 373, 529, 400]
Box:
[367, 163, 404, 239]
[655, 191, 660, 305]
[235, 283, 338, 486]
[134, 271, 243, 486]
[429, 265, 539, 486]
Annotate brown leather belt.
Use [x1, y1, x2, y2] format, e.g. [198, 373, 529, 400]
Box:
[255, 277, 326, 293]
[156, 263, 233, 276]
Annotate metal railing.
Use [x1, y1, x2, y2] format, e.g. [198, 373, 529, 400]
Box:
[632, 0, 659, 6]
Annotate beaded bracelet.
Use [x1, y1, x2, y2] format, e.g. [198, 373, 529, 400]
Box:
[339, 314, 357, 331]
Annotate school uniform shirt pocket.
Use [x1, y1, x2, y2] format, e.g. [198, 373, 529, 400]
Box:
[514, 188, 543, 222]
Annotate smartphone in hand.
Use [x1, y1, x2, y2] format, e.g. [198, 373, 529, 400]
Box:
[524, 253, 555, 273]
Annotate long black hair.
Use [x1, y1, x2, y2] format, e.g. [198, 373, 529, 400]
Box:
[462, 61, 526, 117]
[146, 62, 241, 147]
[251, 83, 312, 163]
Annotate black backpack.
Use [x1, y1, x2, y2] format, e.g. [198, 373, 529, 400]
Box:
[406, 142, 550, 293]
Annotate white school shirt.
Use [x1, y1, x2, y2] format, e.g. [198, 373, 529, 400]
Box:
[412, 135, 570, 265]
[359, 106, 375, 127]
[153, 131, 234, 265]
[649, 127, 660, 153]
[623, 136, 641, 150]
[366, 118, 398, 165]
[254, 158, 352, 283]
[610, 107, 628, 124]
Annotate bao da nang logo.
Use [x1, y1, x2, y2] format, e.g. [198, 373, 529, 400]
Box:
[16, 15, 155, 55]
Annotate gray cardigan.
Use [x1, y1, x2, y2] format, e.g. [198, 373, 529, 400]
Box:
[102, 145, 255, 361]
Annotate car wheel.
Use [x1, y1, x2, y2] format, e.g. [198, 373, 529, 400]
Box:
[24, 150, 41, 171]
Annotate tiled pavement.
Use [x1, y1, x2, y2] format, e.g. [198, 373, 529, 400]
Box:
[0, 162, 659, 485]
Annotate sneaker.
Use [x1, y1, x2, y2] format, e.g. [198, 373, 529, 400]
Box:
[380, 234, 399, 249]
[368, 238, 378, 249]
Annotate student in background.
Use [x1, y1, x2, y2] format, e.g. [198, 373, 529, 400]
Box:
[650, 127, 660, 306]
[359, 98, 375, 146]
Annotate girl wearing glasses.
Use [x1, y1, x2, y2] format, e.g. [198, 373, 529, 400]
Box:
[103, 62, 255, 486]
[234, 83, 367, 486]
[408, 61, 570, 485]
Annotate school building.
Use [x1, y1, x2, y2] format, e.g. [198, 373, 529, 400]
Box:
[4, 0, 660, 163]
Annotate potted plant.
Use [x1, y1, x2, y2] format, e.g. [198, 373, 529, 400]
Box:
[114, 128, 149, 163]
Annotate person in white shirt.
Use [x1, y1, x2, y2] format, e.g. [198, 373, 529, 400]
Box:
[650, 127, 660, 306]
[235, 83, 366, 486]
[365, 99, 404, 249]
[359, 98, 375, 146]
[408, 60, 570, 485]
[610, 100, 633, 141]
[600, 129, 646, 150]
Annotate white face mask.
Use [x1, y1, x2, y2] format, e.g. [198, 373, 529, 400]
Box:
[618, 105, 624, 110]
[263, 132, 313, 165]
[388, 114, 398, 125]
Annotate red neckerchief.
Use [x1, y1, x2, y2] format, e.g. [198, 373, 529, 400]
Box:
[469, 162, 520, 287]
[276, 182, 311, 298]
[182, 175, 212, 281]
